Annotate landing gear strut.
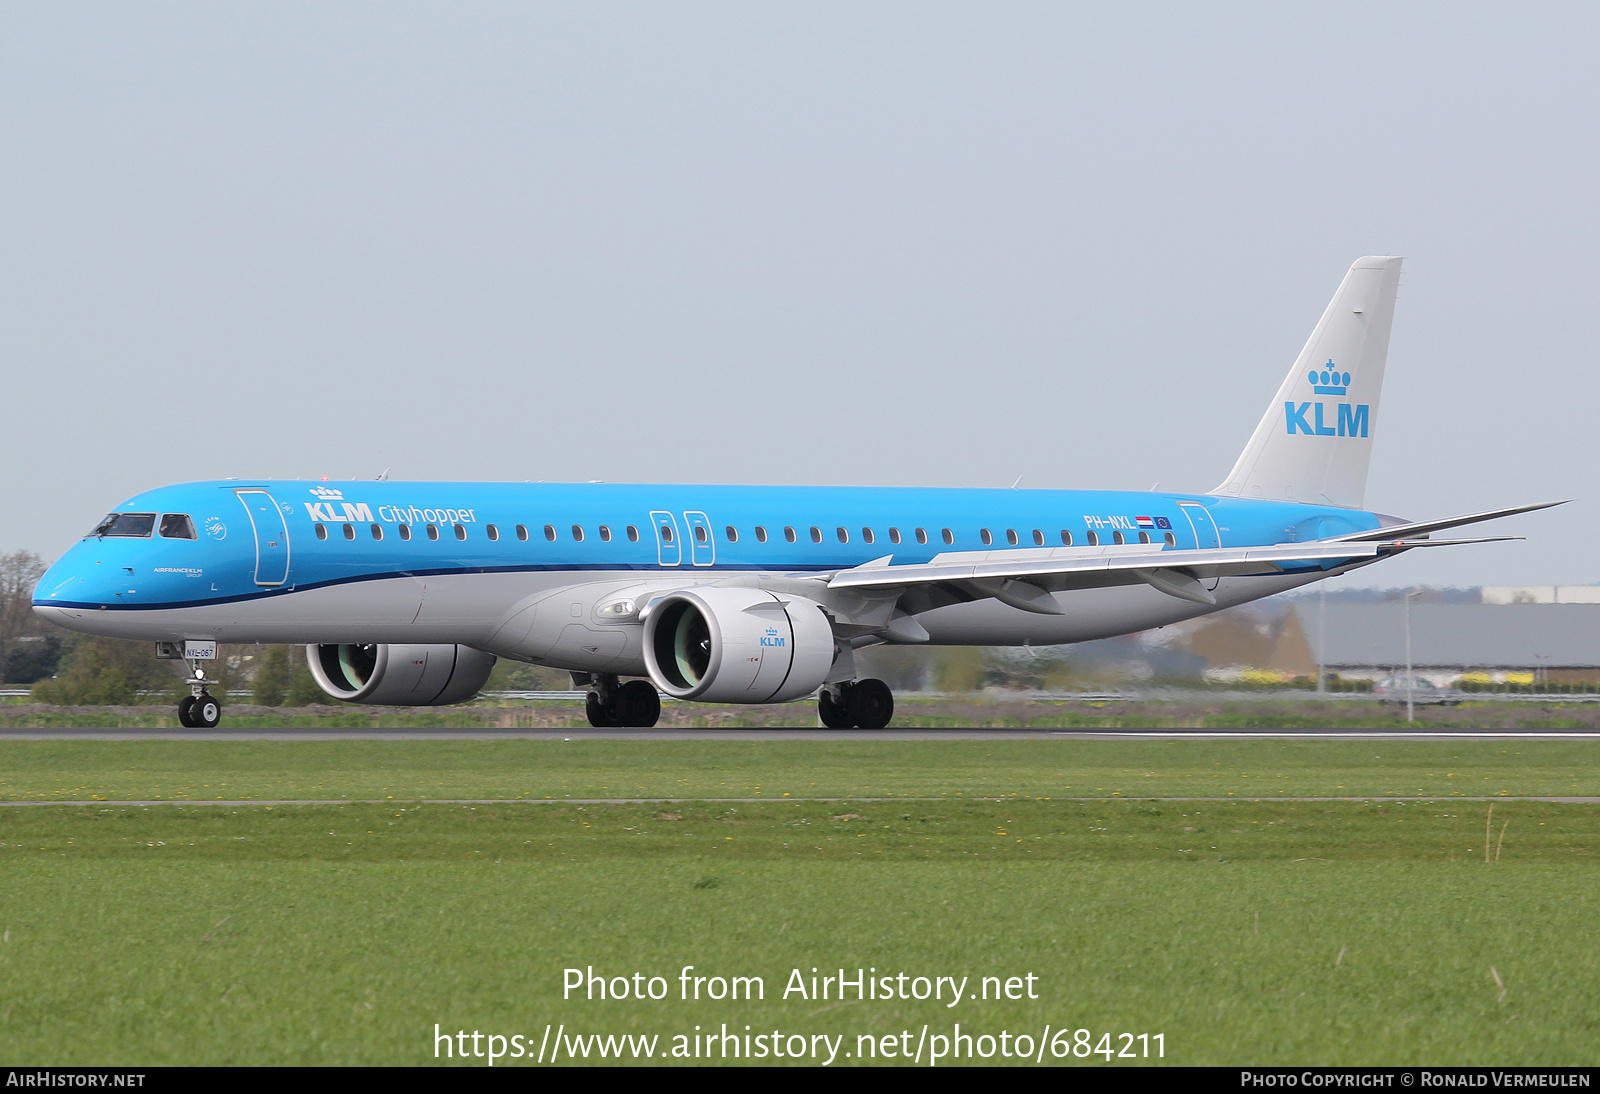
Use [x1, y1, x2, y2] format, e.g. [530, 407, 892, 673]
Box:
[177, 659, 222, 728]
[818, 678, 894, 729]
[584, 674, 662, 728]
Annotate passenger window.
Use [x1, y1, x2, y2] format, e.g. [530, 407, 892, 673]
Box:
[755, 526, 768, 543]
[1006, 529, 1019, 546]
[314, 523, 328, 540]
[1032, 529, 1045, 546]
[694, 526, 706, 543]
[888, 528, 901, 544]
[980, 529, 993, 546]
[427, 524, 440, 541]
[456, 524, 468, 541]
[545, 525, 557, 541]
[784, 527, 797, 543]
[343, 523, 355, 540]
[1164, 531, 1176, 546]
[659, 524, 673, 543]
[1060, 530, 1073, 546]
[810, 527, 822, 543]
[599, 525, 612, 542]
[724, 526, 738, 542]
[487, 525, 500, 541]
[861, 528, 874, 544]
[159, 514, 197, 540]
[1087, 531, 1099, 546]
[836, 527, 848, 543]
[515, 525, 528, 541]
[626, 525, 639, 542]
[915, 528, 928, 545]
[1113, 530, 1125, 545]
[1139, 530, 1151, 544]
[941, 529, 953, 545]
[399, 524, 412, 541]
[571, 525, 584, 542]
[370, 524, 383, 540]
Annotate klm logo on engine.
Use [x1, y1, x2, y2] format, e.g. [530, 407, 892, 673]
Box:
[760, 627, 786, 648]
[1285, 360, 1368, 438]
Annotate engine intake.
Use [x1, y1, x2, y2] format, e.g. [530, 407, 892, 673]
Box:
[306, 643, 497, 706]
[643, 587, 834, 704]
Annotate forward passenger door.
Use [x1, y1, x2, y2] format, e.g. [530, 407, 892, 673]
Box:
[235, 489, 291, 586]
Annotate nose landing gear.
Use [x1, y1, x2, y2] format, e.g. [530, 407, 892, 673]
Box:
[818, 678, 894, 729]
[177, 660, 222, 728]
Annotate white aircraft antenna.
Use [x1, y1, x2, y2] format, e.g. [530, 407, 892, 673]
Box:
[377, 468, 390, 481]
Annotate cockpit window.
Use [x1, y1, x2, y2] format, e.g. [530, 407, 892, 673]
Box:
[88, 513, 156, 538]
[159, 514, 197, 540]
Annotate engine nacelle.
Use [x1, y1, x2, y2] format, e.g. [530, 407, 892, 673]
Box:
[642, 587, 835, 704]
[305, 643, 497, 706]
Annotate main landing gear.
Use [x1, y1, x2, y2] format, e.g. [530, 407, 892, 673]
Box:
[818, 678, 894, 729]
[177, 659, 222, 728]
[584, 674, 662, 728]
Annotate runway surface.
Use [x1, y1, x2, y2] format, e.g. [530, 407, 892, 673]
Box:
[3, 728, 1600, 741]
[4, 796, 1598, 806]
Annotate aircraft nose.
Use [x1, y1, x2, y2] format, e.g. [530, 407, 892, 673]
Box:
[31, 603, 76, 628]
[30, 553, 126, 637]
[33, 560, 88, 604]
[31, 550, 118, 610]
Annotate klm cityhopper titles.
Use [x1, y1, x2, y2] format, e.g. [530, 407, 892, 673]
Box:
[33, 257, 1560, 728]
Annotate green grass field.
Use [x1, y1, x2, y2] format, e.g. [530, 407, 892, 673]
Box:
[2, 740, 1598, 1066]
[1, 738, 1598, 801]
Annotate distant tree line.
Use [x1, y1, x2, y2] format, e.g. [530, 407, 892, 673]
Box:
[1, 551, 62, 684]
[27, 639, 333, 706]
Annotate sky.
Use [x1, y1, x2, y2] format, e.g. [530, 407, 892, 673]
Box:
[2, 2, 1596, 587]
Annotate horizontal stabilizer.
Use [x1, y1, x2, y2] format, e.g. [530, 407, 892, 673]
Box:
[1324, 500, 1568, 543]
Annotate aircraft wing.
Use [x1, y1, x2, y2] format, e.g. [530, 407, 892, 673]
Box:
[825, 536, 1516, 610]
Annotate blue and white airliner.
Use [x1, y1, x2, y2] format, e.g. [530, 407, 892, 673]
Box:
[33, 257, 1558, 728]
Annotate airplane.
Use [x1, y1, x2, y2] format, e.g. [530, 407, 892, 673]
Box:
[32, 256, 1561, 729]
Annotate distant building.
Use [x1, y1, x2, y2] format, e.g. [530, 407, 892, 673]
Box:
[1292, 602, 1600, 685]
[1171, 609, 1316, 683]
[1481, 585, 1600, 605]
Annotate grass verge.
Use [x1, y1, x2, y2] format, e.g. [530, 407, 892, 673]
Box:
[1, 798, 1597, 1065]
[0, 739, 1598, 801]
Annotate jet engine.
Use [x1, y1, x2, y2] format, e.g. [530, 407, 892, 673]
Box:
[642, 587, 835, 704]
[305, 643, 497, 705]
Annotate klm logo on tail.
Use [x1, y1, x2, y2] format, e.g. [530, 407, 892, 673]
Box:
[1286, 360, 1368, 438]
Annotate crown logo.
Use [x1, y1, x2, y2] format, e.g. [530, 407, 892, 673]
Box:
[310, 486, 345, 500]
[1309, 359, 1350, 396]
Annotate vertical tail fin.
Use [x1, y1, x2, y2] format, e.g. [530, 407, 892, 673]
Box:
[1214, 256, 1403, 508]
